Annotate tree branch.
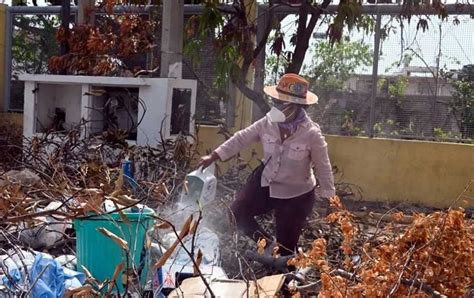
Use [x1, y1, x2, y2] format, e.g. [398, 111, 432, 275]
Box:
[231, 1, 277, 115]
[286, 0, 331, 74]
[252, 5, 276, 62]
[231, 72, 270, 114]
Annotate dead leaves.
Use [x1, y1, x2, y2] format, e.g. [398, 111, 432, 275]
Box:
[290, 207, 474, 297]
[289, 239, 330, 272]
[326, 197, 356, 257]
[391, 211, 405, 222]
[49, 15, 156, 75]
[97, 227, 129, 251]
[193, 249, 203, 276]
[329, 196, 343, 209]
[64, 285, 99, 298]
[106, 263, 125, 295]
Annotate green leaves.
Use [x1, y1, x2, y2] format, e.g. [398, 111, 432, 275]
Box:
[199, 2, 225, 38]
[183, 38, 203, 67]
[329, 0, 363, 43]
[12, 15, 60, 75]
[304, 38, 372, 92]
[448, 66, 474, 139]
[215, 45, 239, 89]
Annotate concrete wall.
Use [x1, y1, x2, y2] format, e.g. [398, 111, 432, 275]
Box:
[0, 112, 23, 125]
[198, 131, 473, 208]
[325, 135, 474, 208]
[0, 4, 6, 112]
[196, 85, 259, 171]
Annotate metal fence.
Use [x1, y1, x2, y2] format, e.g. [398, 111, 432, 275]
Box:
[3, 5, 474, 142]
[303, 12, 474, 143]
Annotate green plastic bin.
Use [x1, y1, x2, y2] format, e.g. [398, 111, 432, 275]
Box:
[74, 209, 155, 293]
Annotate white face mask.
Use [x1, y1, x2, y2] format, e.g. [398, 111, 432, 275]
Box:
[266, 106, 286, 123]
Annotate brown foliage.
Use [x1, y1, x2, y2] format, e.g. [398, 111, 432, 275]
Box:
[290, 197, 473, 297]
[49, 8, 156, 76]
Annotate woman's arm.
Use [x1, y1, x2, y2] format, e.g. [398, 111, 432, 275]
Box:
[213, 118, 264, 161]
[310, 128, 336, 198]
[199, 118, 265, 169]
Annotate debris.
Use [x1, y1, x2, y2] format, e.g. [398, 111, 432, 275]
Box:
[0, 169, 41, 187]
[0, 126, 195, 295]
[159, 227, 225, 290]
[18, 202, 72, 250]
[54, 255, 77, 271]
[167, 274, 285, 297]
[0, 120, 472, 297]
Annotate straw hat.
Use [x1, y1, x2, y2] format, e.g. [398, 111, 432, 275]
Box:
[263, 73, 318, 105]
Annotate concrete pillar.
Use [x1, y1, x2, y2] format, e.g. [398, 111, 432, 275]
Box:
[0, 4, 6, 112]
[160, 0, 183, 78]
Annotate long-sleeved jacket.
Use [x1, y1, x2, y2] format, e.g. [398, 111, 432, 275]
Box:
[214, 116, 336, 199]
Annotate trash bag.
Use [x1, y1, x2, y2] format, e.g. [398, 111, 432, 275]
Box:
[0, 169, 41, 187]
[19, 202, 71, 250]
[0, 252, 85, 297]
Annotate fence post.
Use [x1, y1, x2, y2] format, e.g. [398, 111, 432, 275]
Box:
[0, 4, 6, 112]
[2, 6, 12, 112]
[369, 13, 382, 137]
[60, 0, 71, 58]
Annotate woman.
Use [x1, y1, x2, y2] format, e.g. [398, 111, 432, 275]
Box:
[199, 73, 335, 256]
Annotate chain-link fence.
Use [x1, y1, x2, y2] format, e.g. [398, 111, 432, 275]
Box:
[9, 13, 61, 110]
[307, 13, 474, 143]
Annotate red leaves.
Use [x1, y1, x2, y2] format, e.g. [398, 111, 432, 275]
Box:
[271, 33, 286, 57]
[86, 28, 115, 55]
[56, 26, 69, 43]
[49, 14, 155, 75]
[104, 0, 115, 15]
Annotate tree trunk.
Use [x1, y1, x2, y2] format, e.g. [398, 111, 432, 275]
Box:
[230, 1, 330, 116]
[232, 76, 270, 114]
[286, 0, 331, 74]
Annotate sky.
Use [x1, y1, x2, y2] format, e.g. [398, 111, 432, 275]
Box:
[278, 13, 474, 76]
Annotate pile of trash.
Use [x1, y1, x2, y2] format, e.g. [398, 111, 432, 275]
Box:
[0, 130, 230, 297]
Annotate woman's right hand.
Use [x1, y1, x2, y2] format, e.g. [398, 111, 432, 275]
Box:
[198, 152, 220, 170]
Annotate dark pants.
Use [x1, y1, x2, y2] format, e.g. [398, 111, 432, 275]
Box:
[230, 165, 315, 256]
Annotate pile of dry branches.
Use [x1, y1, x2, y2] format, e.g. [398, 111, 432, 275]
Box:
[288, 195, 474, 297]
[0, 124, 198, 295]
